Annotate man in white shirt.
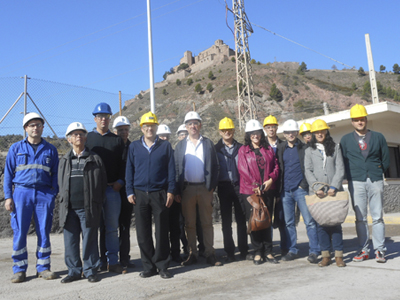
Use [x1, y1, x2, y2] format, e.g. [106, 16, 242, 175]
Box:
[174, 111, 222, 267]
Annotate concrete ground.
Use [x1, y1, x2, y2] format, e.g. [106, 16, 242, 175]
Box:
[0, 214, 399, 300]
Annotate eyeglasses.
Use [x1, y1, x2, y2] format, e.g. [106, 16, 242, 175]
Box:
[96, 114, 111, 120]
[284, 131, 298, 135]
[178, 133, 187, 137]
[27, 123, 43, 128]
[142, 124, 157, 129]
[186, 121, 200, 126]
[302, 133, 312, 137]
[70, 132, 86, 137]
[265, 125, 277, 130]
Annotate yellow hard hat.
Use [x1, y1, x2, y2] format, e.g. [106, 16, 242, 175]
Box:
[350, 104, 368, 119]
[263, 115, 278, 127]
[140, 111, 159, 127]
[299, 123, 312, 134]
[219, 117, 235, 130]
[310, 119, 330, 133]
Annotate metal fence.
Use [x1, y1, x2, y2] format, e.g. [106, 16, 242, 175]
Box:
[0, 76, 135, 154]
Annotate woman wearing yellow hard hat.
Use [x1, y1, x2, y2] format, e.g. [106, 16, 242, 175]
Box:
[304, 119, 346, 267]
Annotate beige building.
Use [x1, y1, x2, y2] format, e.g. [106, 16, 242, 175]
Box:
[277, 101, 400, 212]
[166, 39, 235, 82]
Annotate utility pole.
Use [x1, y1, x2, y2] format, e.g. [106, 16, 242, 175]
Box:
[147, 0, 156, 113]
[365, 33, 379, 104]
[232, 0, 257, 131]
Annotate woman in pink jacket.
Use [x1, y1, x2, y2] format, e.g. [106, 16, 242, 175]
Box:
[238, 120, 279, 265]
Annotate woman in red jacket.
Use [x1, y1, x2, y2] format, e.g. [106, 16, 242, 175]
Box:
[238, 120, 279, 265]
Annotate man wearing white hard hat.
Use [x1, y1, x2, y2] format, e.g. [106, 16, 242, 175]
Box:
[157, 124, 172, 141]
[176, 124, 188, 141]
[175, 111, 222, 267]
[58, 122, 107, 283]
[4, 112, 59, 283]
[276, 119, 319, 263]
[113, 116, 135, 270]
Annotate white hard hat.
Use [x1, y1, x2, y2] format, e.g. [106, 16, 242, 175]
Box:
[65, 122, 87, 137]
[176, 124, 188, 134]
[23, 112, 44, 128]
[113, 116, 131, 128]
[245, 119, 263, 132]
[282, 119, 300, 132]
[184, 111, 202, 123]
[156, 124, 171, 135]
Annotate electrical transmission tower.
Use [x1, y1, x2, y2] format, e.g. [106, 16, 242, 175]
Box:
[232, 0, 257, 131]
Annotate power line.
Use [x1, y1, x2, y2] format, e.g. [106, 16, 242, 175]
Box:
[251, 22, 353, 69]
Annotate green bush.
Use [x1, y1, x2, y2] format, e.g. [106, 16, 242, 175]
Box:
[187, 78, 193, 86]
[195, 83, 202, 93]
[176, 79, 181, 86]
[206, 83, 213, 92]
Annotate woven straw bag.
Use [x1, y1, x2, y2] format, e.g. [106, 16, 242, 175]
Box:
[305, 182, 349, 226]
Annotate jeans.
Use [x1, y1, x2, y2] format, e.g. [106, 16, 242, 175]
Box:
[100, 186, 121, 265]
[63, 208, 100, 277]
[348, 179, 386, 254]
[317, 224, 343, 252]
[281, 187, 319, 255]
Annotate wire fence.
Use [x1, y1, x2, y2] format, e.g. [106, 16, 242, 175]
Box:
[0, 76, 135, 154]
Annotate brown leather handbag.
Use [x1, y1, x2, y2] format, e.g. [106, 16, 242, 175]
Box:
[246, 194, 271, 234]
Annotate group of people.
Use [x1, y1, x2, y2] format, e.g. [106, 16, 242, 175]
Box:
[3, 102, 390, 284]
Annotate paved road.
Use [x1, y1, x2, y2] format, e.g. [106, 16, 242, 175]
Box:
[0, 216, 399, 300]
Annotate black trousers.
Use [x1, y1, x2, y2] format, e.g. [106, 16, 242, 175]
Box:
[218, 182, 248, 257]
[242, 191, 274, 256]
[134, 189, 170, 272]
[168, 200, 182, 257]
[119, 188, 134, 265]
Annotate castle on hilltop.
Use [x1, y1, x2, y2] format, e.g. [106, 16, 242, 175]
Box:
[165, 39, 235, 82]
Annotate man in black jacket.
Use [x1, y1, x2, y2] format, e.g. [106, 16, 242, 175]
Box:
[58, 122, 107, 283]
[215, 117, 248, 262]
[175, 111, 222, 267]
[113, 116, 135, 270]
[276, 119, 319, 263]
[86, 103, 125, 274]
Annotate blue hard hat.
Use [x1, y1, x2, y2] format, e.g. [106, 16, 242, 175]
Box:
[92, 102, 112, 115]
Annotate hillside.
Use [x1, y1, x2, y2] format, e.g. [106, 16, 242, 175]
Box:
[118, 61, 400, 145]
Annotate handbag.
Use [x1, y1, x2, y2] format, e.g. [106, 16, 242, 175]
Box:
[246, 194, 271, 234]
[305, 182, 349, 227]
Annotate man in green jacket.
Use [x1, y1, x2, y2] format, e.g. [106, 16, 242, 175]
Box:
[340, 104, 390, 263]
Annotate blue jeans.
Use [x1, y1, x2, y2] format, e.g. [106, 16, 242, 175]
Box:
[281, 187, 319, 255]
[100, 186, 121, 265]
[317, 224, 343, 252]
[348, 179, 386, 254]
[63, 208, 100, 277]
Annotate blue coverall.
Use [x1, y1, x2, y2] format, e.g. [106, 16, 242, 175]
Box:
[4, 138, 59, 274]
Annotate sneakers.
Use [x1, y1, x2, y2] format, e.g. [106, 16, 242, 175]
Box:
[307, 253, 319, 264]
[353, 250, 369, 262]
[375, 251, 386, 263]
[11, 272, 26, 283]
[37, 270, 57, 280]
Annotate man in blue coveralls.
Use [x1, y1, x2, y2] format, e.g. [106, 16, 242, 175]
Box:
[4, 112, 59, 283]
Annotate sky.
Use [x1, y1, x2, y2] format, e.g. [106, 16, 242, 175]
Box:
[1, 0, 399, 135]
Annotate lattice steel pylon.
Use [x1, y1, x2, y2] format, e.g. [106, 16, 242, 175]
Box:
[232, 0, 257, 131]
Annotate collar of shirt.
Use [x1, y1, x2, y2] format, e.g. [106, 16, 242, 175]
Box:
[72, 148, 86, 158]
[285, 140, 298, 149]
[93, 129, 111, 136]
[141, 136, 158, 153]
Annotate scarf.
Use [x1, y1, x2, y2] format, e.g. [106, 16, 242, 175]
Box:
[316, 143, 327, 170]
[219, 141, 240, 184]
